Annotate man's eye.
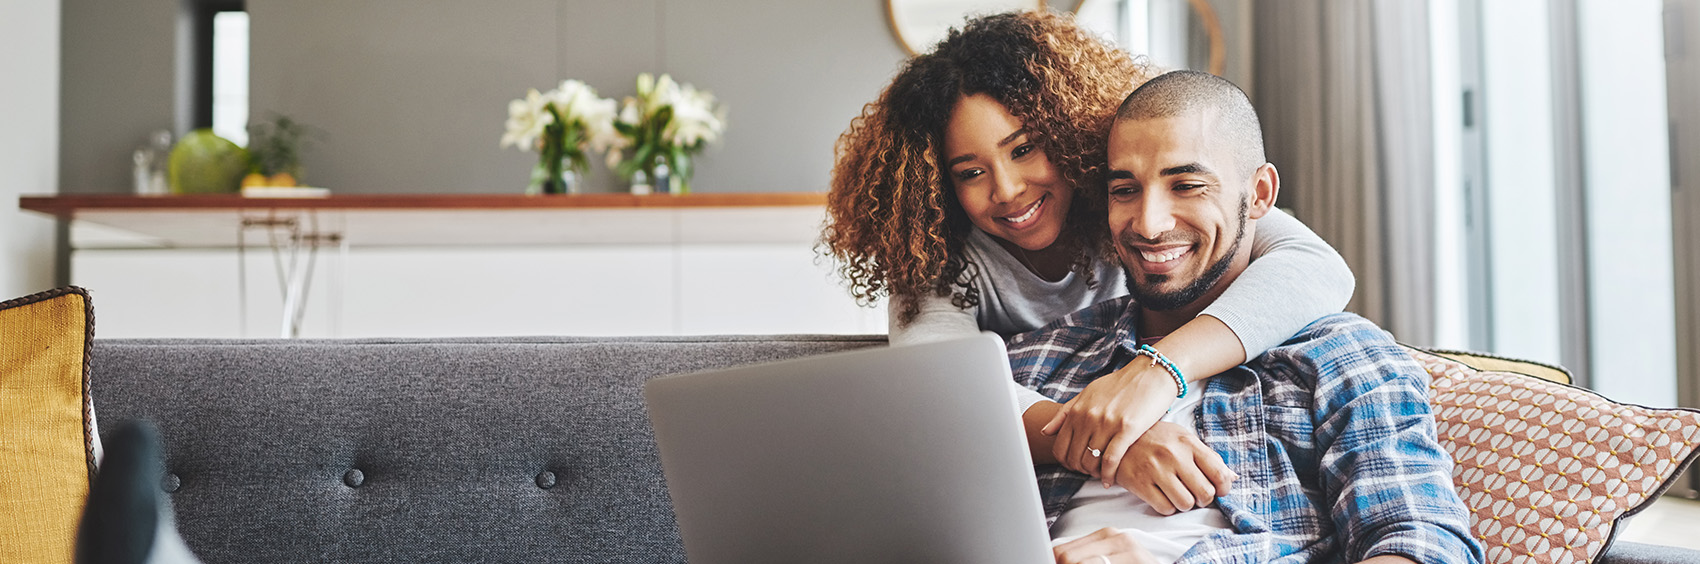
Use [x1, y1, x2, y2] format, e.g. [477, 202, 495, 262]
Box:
[1110, 185, 1139, 196]
[1011, 144, 1034, 159]
[1175, 183, 1205, 192]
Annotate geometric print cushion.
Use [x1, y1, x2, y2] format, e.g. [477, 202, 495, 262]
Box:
[1407, 348, 1700, 564]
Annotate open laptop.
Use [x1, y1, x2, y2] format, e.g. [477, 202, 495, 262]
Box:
[644, 334, 1054, 564]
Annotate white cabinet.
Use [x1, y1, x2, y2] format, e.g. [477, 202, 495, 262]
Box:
[63, 201, 887, 338]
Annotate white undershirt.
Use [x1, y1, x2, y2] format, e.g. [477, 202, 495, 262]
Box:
[1047, 385, 1234, 564]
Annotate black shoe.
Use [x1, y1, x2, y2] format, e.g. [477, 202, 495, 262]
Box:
[75, 420, 200, 564]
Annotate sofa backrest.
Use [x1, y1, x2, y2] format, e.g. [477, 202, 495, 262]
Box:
[89, 335, 886, 563]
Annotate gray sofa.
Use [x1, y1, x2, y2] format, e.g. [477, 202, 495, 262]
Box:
[88, 335, 1697, 563]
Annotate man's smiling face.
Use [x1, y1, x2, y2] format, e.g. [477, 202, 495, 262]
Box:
[1105, 109, 1267, 311]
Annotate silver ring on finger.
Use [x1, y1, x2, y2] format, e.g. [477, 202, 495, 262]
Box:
[1088, 447, 1102, 457]
[1097, 555, 1112, 564]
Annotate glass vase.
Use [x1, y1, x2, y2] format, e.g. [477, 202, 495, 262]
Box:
[649, 153, 692, 195]
[527, 158, 580, 195]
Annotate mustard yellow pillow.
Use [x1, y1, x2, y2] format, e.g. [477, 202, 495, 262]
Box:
[1, 287, 97, 564]
[1426, 348, 1574, 385]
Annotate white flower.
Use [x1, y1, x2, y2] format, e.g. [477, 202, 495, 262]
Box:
[549, 80, 622, 154]
[583, 100, 622, 155]
[606, 73, 728, 176]
[617, 101, 641, 128]
[649, 74, 681, 113]
[501, 80, 621, 174]
[550, 80, 598, 119]
[665, 84, 726, 147]
[500, 88, 554, 150]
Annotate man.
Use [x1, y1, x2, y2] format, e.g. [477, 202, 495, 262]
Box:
[1011, 70, 1483, 564]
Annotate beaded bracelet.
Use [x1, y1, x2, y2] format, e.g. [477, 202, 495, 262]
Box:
[1135, 344, 1187, 398]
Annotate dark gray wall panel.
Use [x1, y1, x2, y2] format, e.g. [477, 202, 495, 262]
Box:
[59, 0, 179, 194]
[63, 0, 919, 194]
[247, 0, 559, 194]
[556, 1, 661, 192]
[661, 0, 906, 194]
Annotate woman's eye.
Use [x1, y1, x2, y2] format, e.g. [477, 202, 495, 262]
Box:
[1011, 144, 1034, 159]
[955, 168, 983, 181]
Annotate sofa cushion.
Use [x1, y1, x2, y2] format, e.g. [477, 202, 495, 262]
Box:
[0, 287, 99, 564]
[89, 334, 886, 563]
[1408, 348, 1700, 564]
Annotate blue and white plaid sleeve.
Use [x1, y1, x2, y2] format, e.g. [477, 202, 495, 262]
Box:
[1005, 297, 1131, 399]
[1283, 314, 1484, 564]
[1003, 297, 1135, 522]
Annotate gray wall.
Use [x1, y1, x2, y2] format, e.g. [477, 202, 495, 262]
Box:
[58, 0, 179, 195]
[62, 0, 915, 194]
[3, 0, 61, 297]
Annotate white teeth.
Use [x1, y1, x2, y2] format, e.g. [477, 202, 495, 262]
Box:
[1002, 199, 1042, 224]
[1139, 248, 1188, 263]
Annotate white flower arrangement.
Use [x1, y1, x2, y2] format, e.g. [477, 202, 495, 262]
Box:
[501, 80, 619, 194]
[608, 73, 727, 194]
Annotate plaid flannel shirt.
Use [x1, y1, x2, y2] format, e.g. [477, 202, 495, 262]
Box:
[1008, 297, 1484, 564]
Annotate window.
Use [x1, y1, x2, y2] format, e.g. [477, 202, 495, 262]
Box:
[1073, 0, 1228, 83]
[188, 0, 246, 145]
[1075, 0, 1151, 57]
[1443, 0, 1678, 407]
[212, 10, 249, 146]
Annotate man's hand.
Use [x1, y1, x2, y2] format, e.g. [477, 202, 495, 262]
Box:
[1112, 422, 1236, 515]
[1042, 361, 1179, 483]
[1053, 528, 1159, 564]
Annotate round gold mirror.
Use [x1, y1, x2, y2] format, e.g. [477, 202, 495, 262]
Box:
[885, 0, 1046, 56]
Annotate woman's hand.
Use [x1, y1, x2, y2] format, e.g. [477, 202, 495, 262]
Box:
[1111, 422, 1236, 515]
[1042, 360, 1179, 485]
[1053, 528, 1159, 564]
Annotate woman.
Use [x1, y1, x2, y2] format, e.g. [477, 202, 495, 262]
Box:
[821, 8, 1354, 538]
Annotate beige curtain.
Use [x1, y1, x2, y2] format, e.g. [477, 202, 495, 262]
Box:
[1665, 0, 1699, 499]
[1251, 0, 1436, 344]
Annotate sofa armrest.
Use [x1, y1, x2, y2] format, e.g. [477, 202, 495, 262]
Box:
[1599, 542, 1700, 564]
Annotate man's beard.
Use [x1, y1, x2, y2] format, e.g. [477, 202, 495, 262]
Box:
[1122, 198, 1250, 312]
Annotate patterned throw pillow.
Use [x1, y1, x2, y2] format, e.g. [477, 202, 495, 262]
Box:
[1408, 348, 1700, 564]
[0, 287, 99, 564]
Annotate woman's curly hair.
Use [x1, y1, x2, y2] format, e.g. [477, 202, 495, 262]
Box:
[821, 10, 1156, 323]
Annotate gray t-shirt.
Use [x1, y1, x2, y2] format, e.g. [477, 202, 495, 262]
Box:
[955, 227, 1130, 339]
[888, 208, 1354, 412]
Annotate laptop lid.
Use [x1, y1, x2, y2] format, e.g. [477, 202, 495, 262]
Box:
[644, 333, 1053, 564]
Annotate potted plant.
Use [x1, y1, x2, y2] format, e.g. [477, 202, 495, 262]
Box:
[608, 73, 726, 195]
[244, 114, 310, 188]
[501, 80, 620, 195]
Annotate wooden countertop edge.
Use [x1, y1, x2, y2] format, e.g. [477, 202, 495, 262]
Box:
[19, 192, 829, 216]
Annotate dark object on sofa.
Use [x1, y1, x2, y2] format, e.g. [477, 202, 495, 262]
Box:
[87, 335, 1700, 563]
[76, 420, 200, 564]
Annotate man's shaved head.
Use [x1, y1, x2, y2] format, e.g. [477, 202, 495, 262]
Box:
[1115, 70, 1265, 178]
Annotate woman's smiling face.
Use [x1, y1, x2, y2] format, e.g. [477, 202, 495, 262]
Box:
[943, 94, 1074, 253]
